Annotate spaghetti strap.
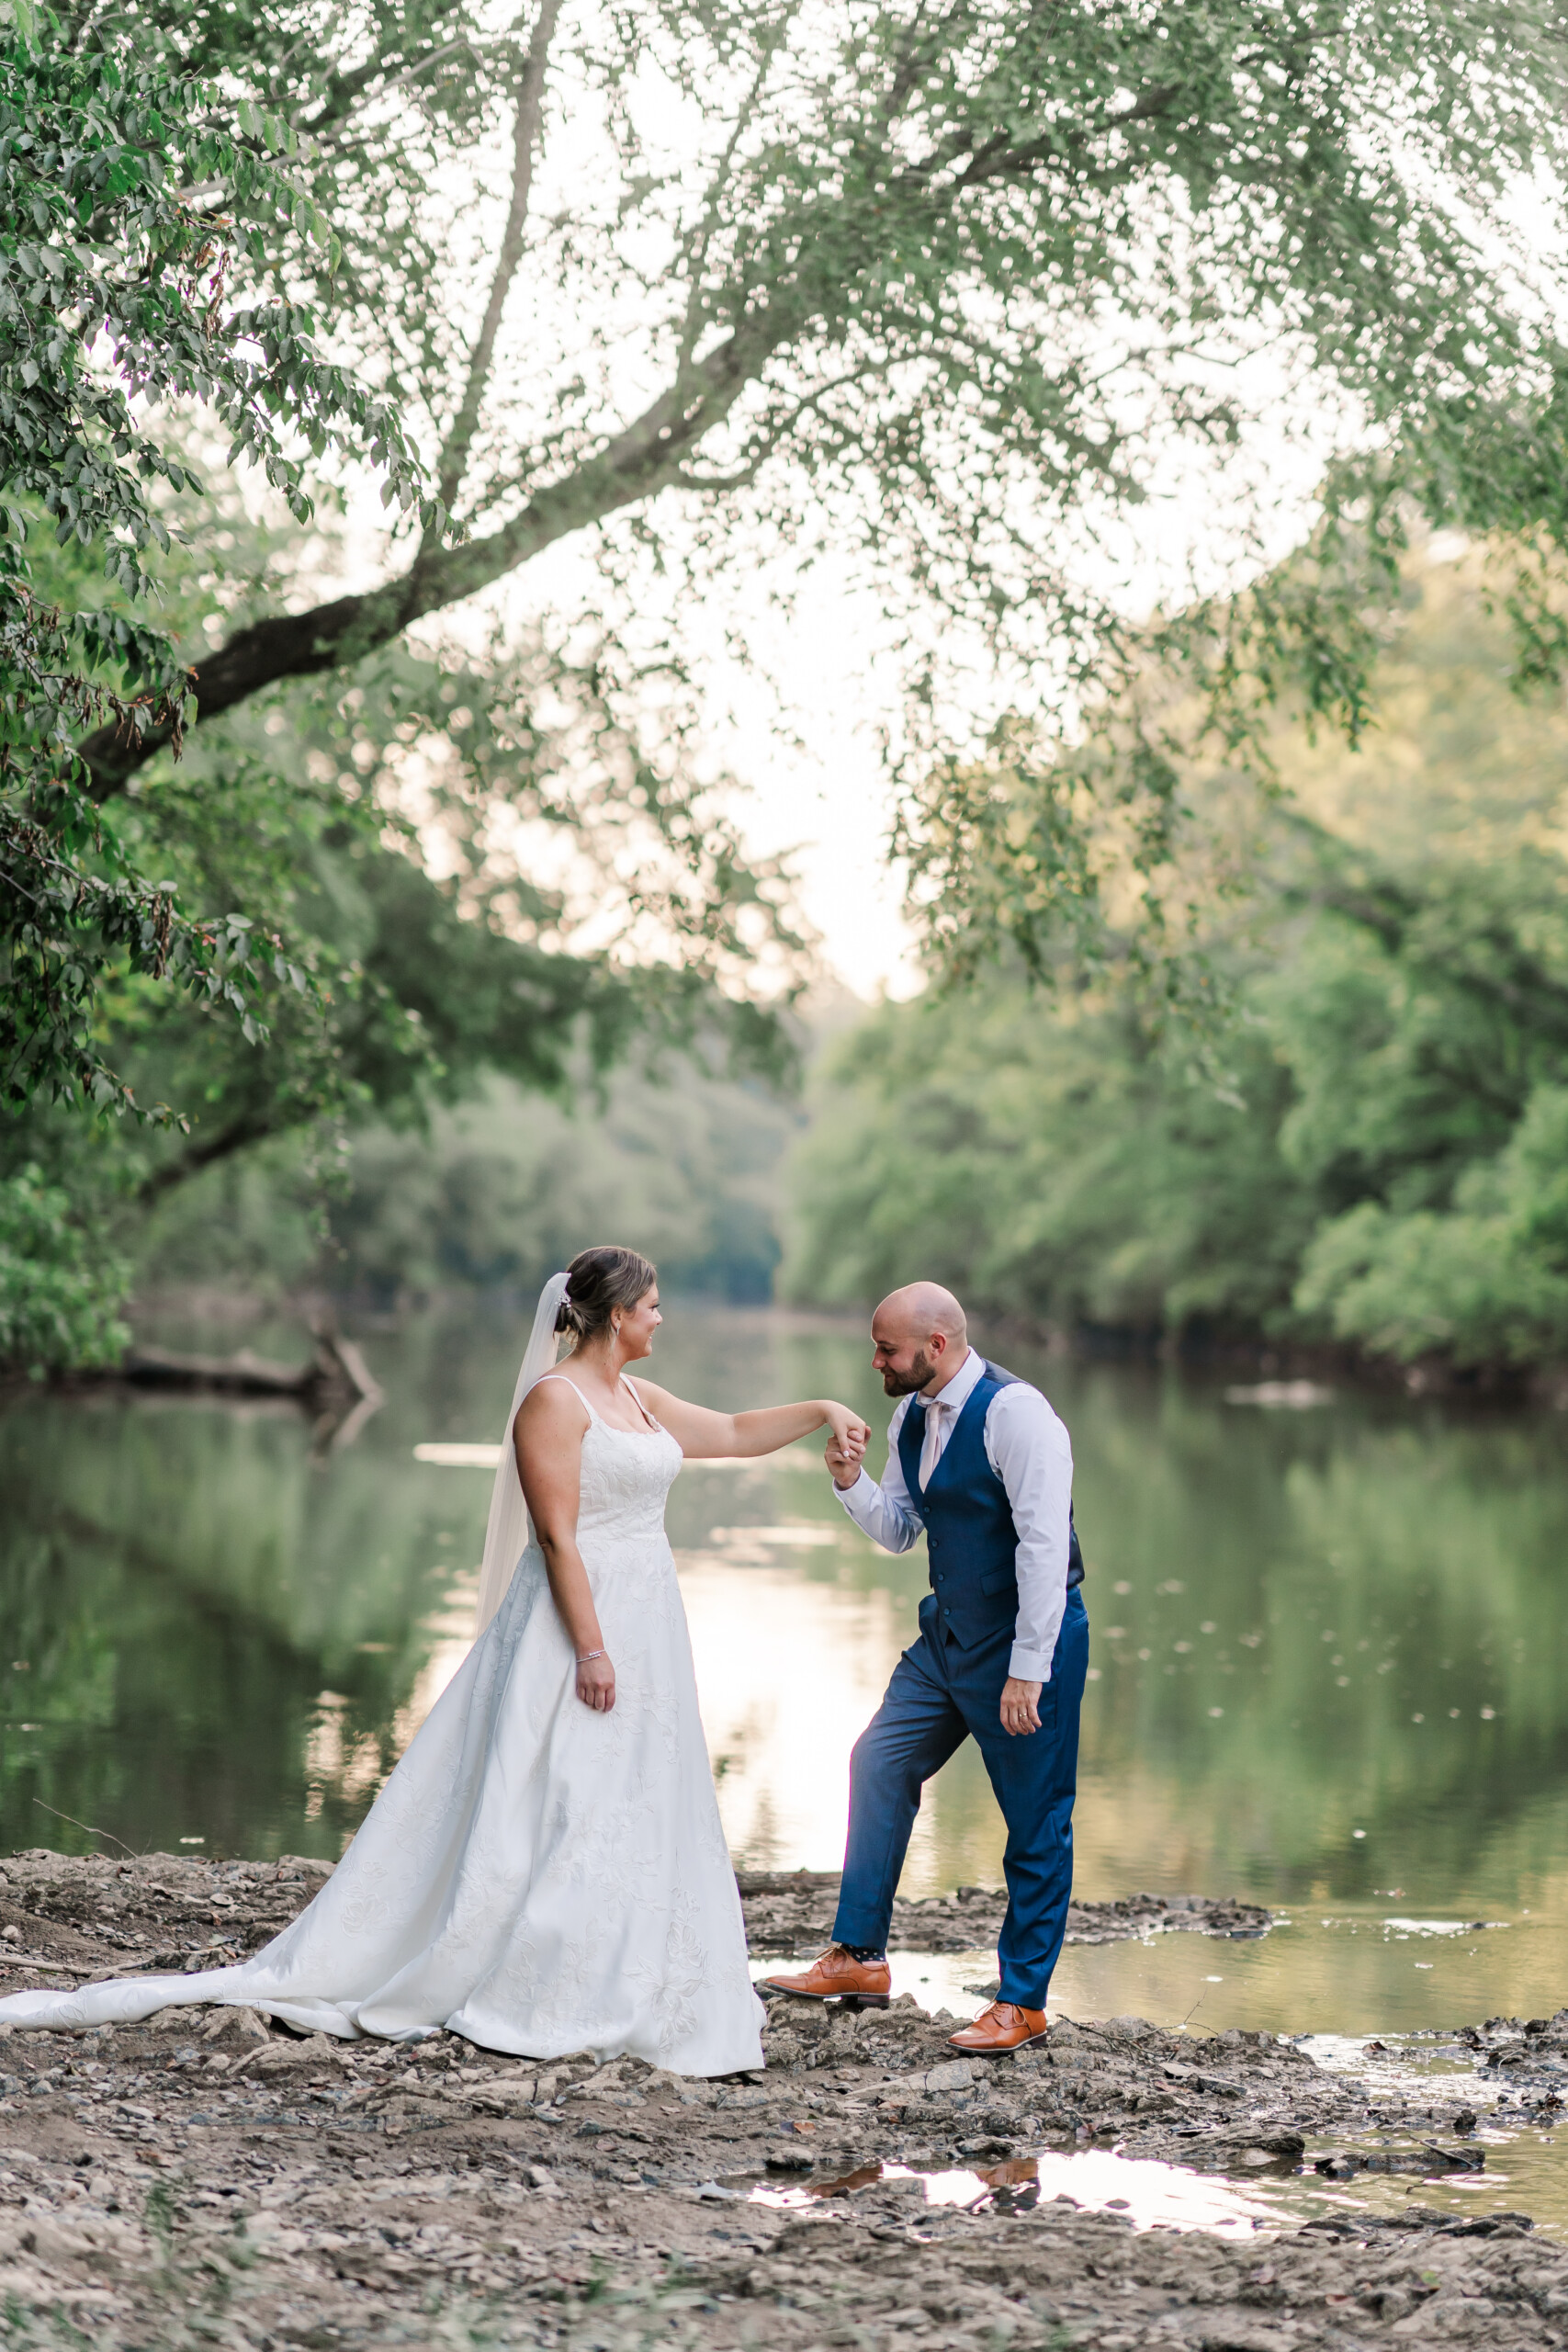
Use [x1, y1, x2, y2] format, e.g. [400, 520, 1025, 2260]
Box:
[534, 1372, 601, 1423]
[621, 1376, 663, 1434]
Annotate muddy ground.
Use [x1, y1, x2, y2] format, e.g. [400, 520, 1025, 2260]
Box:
[0, 1851, 1561, 2349]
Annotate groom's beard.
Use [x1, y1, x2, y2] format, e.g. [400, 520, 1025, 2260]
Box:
[881, 1348, 935, 1396]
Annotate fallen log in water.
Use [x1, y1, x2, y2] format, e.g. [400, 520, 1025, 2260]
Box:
[85, 1323, 387, 1448]
[121, 1326, 380, 1409]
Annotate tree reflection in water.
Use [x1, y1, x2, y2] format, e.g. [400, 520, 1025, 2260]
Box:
[4, 1305, 1568, 1982]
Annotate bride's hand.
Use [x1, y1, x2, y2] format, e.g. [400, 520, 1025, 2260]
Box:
[576, 1653, 616, 1713]
[821, 1400, 870, 1454]
[822, 1401, 870, 1487]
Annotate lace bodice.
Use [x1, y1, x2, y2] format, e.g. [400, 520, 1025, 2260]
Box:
[536, 1375, 683, 1548]
[575, 1416, 683, 1544]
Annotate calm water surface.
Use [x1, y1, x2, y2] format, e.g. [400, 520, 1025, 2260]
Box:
[6, 1303, 1568, 2038]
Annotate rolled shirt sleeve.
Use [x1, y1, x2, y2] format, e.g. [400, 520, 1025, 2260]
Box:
[985, 1384, 1074, 1683]
[834, 1396, 925, 1552]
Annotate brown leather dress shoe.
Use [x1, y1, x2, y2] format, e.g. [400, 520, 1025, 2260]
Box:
[947, 2000, 1049, 2053]
[756, 1945, 892, 2007]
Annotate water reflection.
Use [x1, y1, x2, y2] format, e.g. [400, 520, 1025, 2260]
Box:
[742, 2133, 1568, 2239]
[5, 1304, 1568, 2033]
[747, 2146, 1271, 2232]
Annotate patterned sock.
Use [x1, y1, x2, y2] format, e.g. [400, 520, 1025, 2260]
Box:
[841, 1943, 886, 1964]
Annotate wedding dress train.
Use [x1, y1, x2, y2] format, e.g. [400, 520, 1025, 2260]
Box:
[0, 1385, 764, 2075]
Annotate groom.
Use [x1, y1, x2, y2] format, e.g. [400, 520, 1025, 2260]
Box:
[760, 1283, 1087, 2052]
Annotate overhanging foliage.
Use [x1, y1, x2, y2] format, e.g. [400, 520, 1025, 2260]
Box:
[57, 0, 1568, 908]
[0, 20, 434, 1115]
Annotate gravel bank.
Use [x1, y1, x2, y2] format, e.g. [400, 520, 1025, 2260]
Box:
[0, 1852, 1558, 2349]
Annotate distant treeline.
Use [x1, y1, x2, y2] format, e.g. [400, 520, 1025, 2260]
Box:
[782, 557, 1568, 1385]
[1, 1058, 796, 1374]
[137, 1060, 798, 1312]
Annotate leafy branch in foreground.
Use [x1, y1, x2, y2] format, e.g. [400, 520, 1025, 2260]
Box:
[25, 606, 810, 1214]
[58, 0, 1568, 888]
[1, 28, 434, 585]
[894, 516, 1568, 1012]
[0, 581, 316, 1114]
[0, 22, 435, 1114]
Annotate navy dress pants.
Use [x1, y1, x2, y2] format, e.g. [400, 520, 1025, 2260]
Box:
[831, 1588, 1089, 2009]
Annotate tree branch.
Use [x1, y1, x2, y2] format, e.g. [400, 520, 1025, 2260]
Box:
[432, 0, 562, 523]
[908, 83, 1184, 194]
[69, 48, 1190, 799]
[79, 310, 790, 796]
[673, 15, 790, 379]
[136, 1107, 282, 1202]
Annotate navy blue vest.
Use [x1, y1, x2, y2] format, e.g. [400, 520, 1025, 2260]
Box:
[897, 1359, 1084, 1652]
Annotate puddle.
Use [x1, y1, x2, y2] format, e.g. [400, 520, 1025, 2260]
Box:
[735, 2122, 1568, 2242]
[1284, 2028, 1568, 2229]
[737, 1985, 1568, 2244]
[740, 2147, 1274, 2233]
[1294, 2030, 1484, 2103]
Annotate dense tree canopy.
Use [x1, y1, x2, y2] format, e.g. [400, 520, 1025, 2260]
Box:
[9, 0, 1568, 1374]
[12, 0, 1568, 1091]
[55, 0, 1568, 955]
[784, 554, 1568, 1379]
[0, 28, 434, 1116]
[2, 14, 800, 1138]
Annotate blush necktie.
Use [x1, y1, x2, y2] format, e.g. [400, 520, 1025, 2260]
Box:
[919, 1399, 950, 1490]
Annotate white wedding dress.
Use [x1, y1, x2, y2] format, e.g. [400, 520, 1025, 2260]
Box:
[0, 1378, 764, 2075]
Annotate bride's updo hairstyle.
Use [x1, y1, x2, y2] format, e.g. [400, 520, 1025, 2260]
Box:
[556, 1246, 657, 1345]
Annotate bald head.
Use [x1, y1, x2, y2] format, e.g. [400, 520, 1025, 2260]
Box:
[870, 1283, 970, 1398]
[875, 1283, 967, 1345]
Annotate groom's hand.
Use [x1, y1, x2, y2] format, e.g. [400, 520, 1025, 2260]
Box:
[826, 1426, 867, 1488]
[1000, 1677, 1043, 1736]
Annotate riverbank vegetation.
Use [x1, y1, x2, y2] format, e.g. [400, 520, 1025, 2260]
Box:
[784, 554, 1568, 1384]
[128, 1055, 798, 1313]
[13, 549, 1568, 1388]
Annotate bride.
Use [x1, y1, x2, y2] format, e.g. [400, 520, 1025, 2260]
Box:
[0, 1247, 868, 2075]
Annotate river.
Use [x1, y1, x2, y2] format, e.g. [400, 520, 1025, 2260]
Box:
[6, 1299, 1568, 2042]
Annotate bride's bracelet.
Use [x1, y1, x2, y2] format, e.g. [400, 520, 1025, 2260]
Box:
[576, 1648, 607, 1665]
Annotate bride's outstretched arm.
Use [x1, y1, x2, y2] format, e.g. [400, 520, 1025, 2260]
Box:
[514, 1381, 616, 1713]
[629, 1383, 869, 1463]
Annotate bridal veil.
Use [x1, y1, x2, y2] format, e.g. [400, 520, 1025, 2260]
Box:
[473, 1269, 569, 1637]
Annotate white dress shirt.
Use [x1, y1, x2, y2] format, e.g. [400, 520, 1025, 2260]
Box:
[835, 1348, 1075, 1682]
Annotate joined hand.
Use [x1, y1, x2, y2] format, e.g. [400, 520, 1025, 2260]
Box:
[825, 1420, 869, 1488]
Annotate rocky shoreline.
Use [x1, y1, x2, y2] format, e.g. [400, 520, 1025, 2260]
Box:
[0, 1851, 1562, 2348]
[736, 1870, 1275, 1956]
